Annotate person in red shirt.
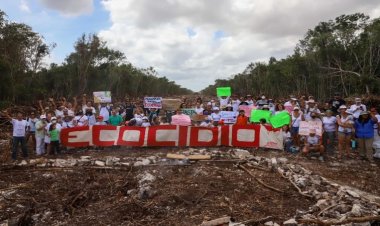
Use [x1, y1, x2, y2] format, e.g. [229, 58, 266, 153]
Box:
[235, 110, 248, 126]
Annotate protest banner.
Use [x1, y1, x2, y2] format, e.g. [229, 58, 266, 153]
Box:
[299, 121, 323, 136]
[216, 87, 231, 97]
[250, 110, 271, 123]
[60, 125, 283, 150]
[182, 108, 196, 116]
[220, 111, 237, 124]
[162, 99, 182, 111]
[270, 111, 291, 128]
[171, 114, 191, 126]
[238, 105, 255, 117]
[93, 91, 112, 103]
[144, 97, 162, 109]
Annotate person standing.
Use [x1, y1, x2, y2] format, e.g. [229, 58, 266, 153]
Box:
[329, 92, 346, 115]
[35, 115, 47, 156]
[354, 111, 378, 162]
[349, 98, 367, 119]
[336, 105, 354, 160]
[6, 112, 29, 161]
[26, 112, 38, 151]
[322, 110, 337, 154]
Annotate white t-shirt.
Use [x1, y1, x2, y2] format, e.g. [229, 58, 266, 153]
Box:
[291, 112, 303, 127]
[304, 108, 321, 121]
[195, 107, 204, 115]
[337, 115, 354, 133]
[12, 119, 28, 137]
[231, 99, 241, 112]
[219, 97, 230, 108]
[307, 136, 320, 145]
[322, 116, 337, 132]
[55, 109, 64, 117]
[374, 114, 380, 129]
[82, 105, 96, 115]
[99, 106, 110, 122]
[27, 118, 38, 132]
[211, 112, 221, 122]
[74, 115, 88, 126]
[349, 104, 367, 118]
[62, 119, 74, 128]
[67, 109, 75, 116]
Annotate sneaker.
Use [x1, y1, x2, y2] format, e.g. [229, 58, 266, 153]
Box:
[318, 156, 324, 162]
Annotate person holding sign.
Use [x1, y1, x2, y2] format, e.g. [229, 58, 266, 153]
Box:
[302, 129, 325, 161]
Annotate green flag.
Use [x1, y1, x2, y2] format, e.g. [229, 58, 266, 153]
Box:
[216, 87, 231, 97]
[270, 111, 291, 128]
[250, 109, 271, 123]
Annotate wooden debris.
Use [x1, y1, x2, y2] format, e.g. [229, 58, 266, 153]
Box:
[200, 216, 231, 226]
[166, 153, 211, 160]
[297, 215, 380, 225]
[238, 164, 283, 193]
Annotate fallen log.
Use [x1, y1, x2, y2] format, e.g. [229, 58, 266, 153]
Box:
[167, 153, 211, 160]
[200, 216, 231, 226]
[238, 164, 283, 193]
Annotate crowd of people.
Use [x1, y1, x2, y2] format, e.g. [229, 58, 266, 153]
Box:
[5, 93, 380, 163]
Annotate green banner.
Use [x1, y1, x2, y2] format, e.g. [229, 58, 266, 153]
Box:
[182, 108, 196, 116]
[216, 87, 231, 97]
[250, 109, 271, 123]
[270, 111, 291, 128]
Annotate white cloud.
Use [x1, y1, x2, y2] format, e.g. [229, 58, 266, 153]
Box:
[99, 0, 380, 91]
[38, 0, 94, 17]
[19, 0, 31, 13]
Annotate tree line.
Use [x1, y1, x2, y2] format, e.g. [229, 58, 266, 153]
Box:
[202, 13, 380, 100]
[0, 10, 192, 107]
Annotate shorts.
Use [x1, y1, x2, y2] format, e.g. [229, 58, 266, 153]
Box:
[291, 127, 299, 136]
[338, 131, 351, 138]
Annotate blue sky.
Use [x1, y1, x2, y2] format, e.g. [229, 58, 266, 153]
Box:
[1, 0, 380, 91]
[0, 0, 110, 63]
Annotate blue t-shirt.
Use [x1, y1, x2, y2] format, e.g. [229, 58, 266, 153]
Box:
[354, 119, 376, 138]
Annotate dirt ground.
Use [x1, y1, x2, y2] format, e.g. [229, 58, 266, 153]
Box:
[1, 145, 380, 226]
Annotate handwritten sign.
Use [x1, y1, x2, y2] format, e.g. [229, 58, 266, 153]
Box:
[238, 105, 255, 117]
[93, 91, 112, 103]
[299, 121, 323, 136]
[171, 114, 191, 126]
[144, 97, 162, 109]
[162, 99, 182, 111]
[220, 111, 237, 124]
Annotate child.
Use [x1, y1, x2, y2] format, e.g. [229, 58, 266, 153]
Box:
[235, 110, 248, 126]
[49, 123, 60, 155]
[302, 129, 325, 161]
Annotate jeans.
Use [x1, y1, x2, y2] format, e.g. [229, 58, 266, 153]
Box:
[50, 140, 60, 155]
[12, 136, 28, 160]
[323, 131, 335, 153]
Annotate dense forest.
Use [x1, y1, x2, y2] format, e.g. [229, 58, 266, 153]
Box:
[202, 13, 380, 100]
[0, 10, 192, 106]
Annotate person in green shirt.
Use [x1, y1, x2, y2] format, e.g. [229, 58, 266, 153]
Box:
[49, 123, 60, 155]
[109, 110, 123, 126]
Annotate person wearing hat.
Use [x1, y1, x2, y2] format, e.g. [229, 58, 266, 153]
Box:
[329, 92, 346, 114]
[35, 114, 47, 156]
[302, 129, 325, 161]
[224, 104, 233, 112]
[354, 110, 378, 162]
[210, 107, 222, 126]
[349, 98, 367, 119]
[336, 105, 354, 160]
[322, 110, 337, 154]
[256, 95, 268, 109]
[305, 99, 321, 121]
[95, 115, 107, 125]
[291, 106, 305, 147]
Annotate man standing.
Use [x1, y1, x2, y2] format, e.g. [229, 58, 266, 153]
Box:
[350, 98, 367, 119]
[35, 115, 47, 156]
[6, 112, 29, 161]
